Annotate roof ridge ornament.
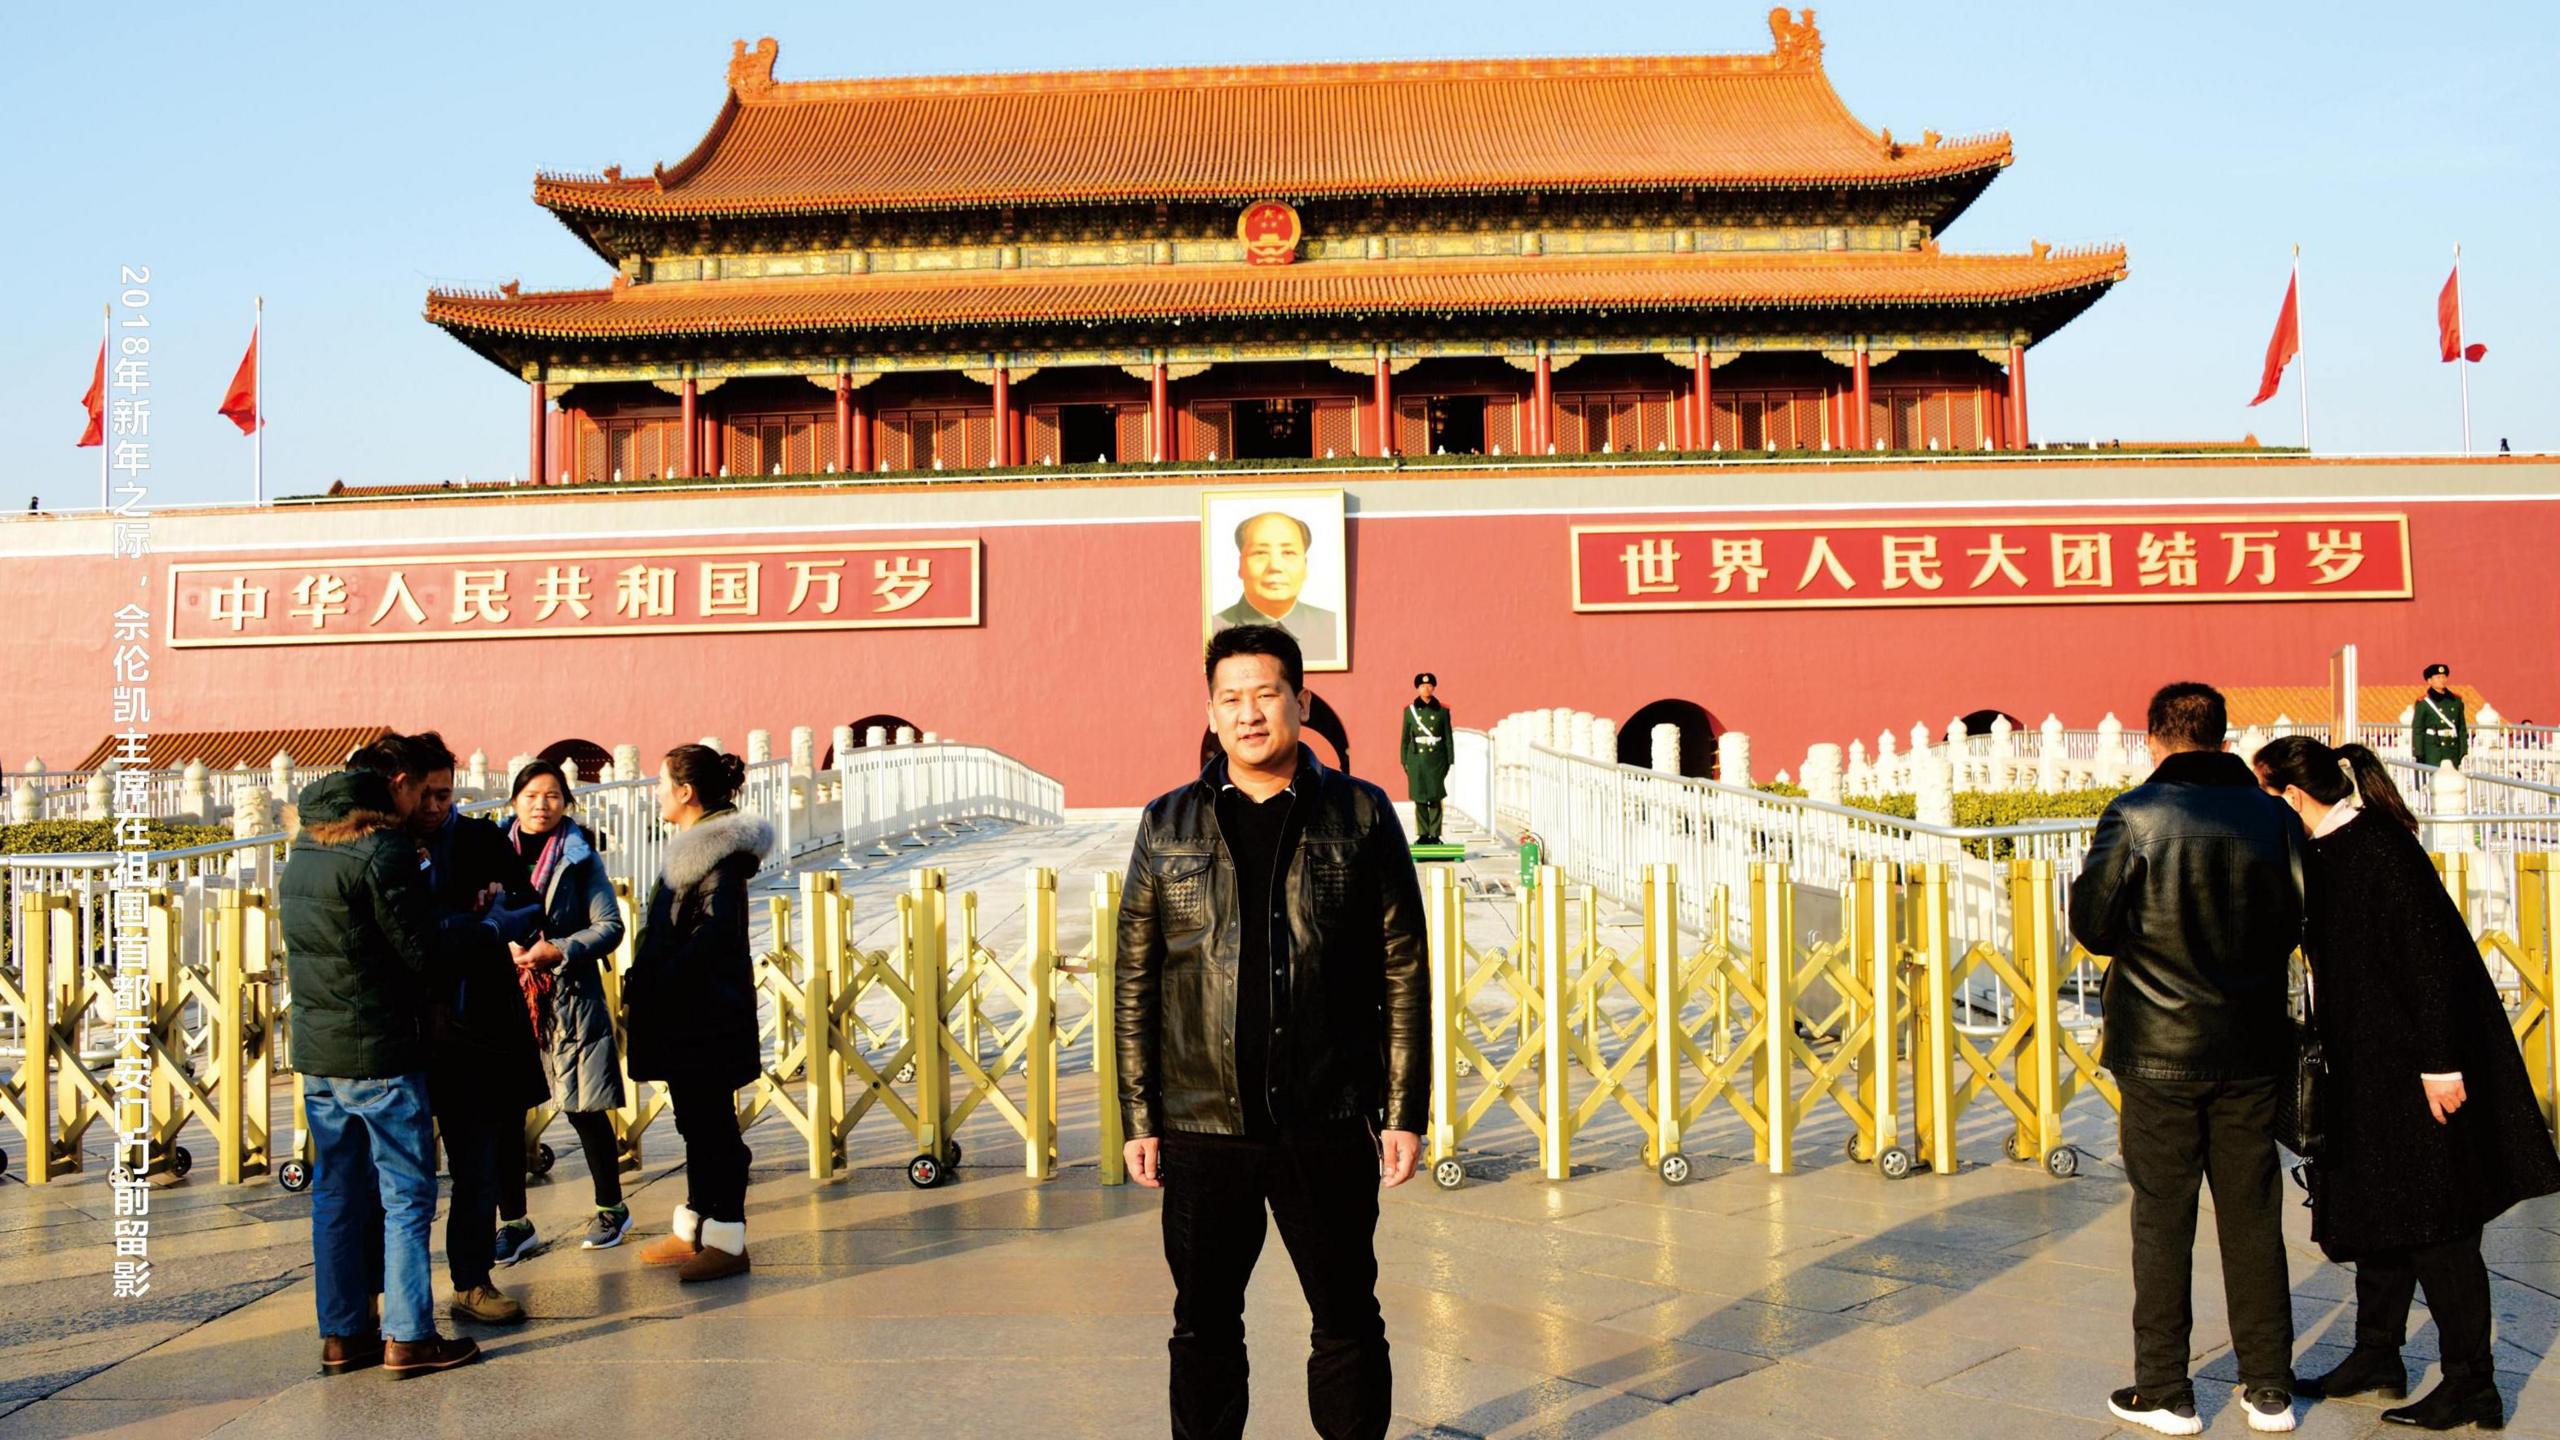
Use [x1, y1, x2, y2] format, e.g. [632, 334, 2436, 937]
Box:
[729, 37, 780, 99]
[1768, 7, 1822, 70]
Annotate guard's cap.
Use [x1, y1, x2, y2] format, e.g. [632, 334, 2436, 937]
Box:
[1414, 672, 1437, 686]
[2423, 662, 2450, 679]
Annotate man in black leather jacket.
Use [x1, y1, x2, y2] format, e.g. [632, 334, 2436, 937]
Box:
[1118, 623, 1427, 1440]
[2070, 683, 2306, 1434]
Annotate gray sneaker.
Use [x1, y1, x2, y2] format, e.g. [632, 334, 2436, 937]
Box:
[582, 1206, 634, 1250]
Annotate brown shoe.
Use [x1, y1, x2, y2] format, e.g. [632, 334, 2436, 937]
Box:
[679, 1218, 749, 1283]
[449, 1283, 527, 1325]
[383, 1333, 480, 1379]
[640, 1204, 702, 1266]
[319, 1334, 384, 1376]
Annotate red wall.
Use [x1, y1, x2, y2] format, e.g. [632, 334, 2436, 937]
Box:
[6, 495, 2554, 805]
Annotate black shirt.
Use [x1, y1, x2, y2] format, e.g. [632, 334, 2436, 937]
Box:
[1215, 777, 1300, 1138]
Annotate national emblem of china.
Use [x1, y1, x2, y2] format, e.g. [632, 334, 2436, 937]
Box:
[1238, 200, 1302, 266]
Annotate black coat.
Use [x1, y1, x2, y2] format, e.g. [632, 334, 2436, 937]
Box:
[1115, 746, 1430, 1140]
[2303, 807, 2560, 1260]
[280, 771, 439, 1079]
[624, 808, 773, 1091]
[2070, 750, 2307, 1081]
[423, 810, 551, 1113]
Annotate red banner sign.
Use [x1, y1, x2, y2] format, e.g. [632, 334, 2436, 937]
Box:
[169, 540, 980, 648]
[1572, 514, 2410, 612]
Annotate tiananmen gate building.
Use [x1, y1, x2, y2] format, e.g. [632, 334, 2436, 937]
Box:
[7, 13, 2555, 806]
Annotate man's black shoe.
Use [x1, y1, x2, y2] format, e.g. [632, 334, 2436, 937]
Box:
[2299, 1346, 2406, 1400]
[2108, 1386, 2201, 1435]
[2382, 1372, 2503, 1430]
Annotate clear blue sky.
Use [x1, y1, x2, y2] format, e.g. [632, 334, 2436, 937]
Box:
[6, 1, 2552, 508]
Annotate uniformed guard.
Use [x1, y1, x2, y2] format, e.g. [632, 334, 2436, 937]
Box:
[1400, 672, 1453, 845]
[2414, 662, 2470, 769]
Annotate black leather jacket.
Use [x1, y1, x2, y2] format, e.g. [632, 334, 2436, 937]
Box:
[1116, 747, 1429, 1139]
[2069, 749, 2306, 1081]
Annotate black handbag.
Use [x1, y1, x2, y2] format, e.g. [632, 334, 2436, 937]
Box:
[2275, 958, 2326, 1157]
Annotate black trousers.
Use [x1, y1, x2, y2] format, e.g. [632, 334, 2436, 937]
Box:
[1412, 800, 1443, 843]
[668, 1079, 750, 1224]
[497, 1109, 624, 1219]
[437, 1100, 503, 1291]
[2354, 1227, 2493, 1376]
[1160, 1125, 1391, 1440]
[2117, 1074, 2294, 1392]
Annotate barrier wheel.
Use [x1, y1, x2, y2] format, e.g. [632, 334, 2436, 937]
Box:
[171, 1145, 193, 1178]
[1432, 1158, 1465, 1191]
[906, 1154, 943, 1189]
[2044, 1147, 2079, 1179]
[532, 1142, 556, 1177]
[0, 1146, 9, 1178]
[946, 1142, 962, 1169]
[2002, 1132, 2028, 1164]
[1878, 1147, 1915, 1181]
[896, 1061, 917, 1084]
[1844, 1135, 1869, 1165]
[1454, 1057, 1473, 1077]
[277, 1159, 311, 1193]
[1659, 1153, 1693, 1186]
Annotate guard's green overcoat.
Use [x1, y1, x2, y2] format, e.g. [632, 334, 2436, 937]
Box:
[1401, 699, 1453, 803]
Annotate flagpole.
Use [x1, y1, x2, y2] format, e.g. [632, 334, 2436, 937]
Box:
[2292, 244, 2311, 451]
[2454, 245, 2472, 456]
[253, 295, 264, 505]
[99, 304, 111, 511]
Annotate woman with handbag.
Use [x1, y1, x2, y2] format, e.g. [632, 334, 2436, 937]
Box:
[2255, 736, 2560, 1429]
[492, 760, 631, 1259]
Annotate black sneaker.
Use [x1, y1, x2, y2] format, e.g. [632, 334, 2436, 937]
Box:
[491, 1218, 537, 1267]
[2241, 1385, 2297, 1433]
[2108, 1386, 2202, 1436]
[582, 1206, 634, 1250]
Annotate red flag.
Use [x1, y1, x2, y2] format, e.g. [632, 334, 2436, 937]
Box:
[2437, 266, 2487, 363]
[218, 326, 260, 434]
[77, 341, 106, 447]
[2248, 272, 2300, 406]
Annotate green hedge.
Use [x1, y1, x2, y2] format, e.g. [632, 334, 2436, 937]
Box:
[1752, 782, 2121, 824]
[0, 820, 243, 855]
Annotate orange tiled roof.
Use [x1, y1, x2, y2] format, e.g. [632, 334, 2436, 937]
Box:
[2222, 685, 2490, 730]
[533, 20, 2011, 218]
[71, 727, 392, 773]
[428, 246, 2126, 342]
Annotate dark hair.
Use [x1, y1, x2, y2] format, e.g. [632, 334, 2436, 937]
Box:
[2253, 736, 2419, 833]
[508, 758, 574, 806]
[1205, 623, 1304, 693]
[350, 730, 458, 780]
[664, 744, 748, 812]
[2145, 683, 2228, 751]
[1233, 511, 1312, 550]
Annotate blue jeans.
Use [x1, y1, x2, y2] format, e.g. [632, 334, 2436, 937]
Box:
[305, 1073, 439, 1343]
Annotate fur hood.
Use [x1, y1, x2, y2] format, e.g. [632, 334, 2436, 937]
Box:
[295, 769, 403, 846]
[661, 807, 774, 892]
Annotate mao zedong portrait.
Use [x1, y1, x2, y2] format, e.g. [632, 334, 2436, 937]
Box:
[1211, 511, 1339, 666]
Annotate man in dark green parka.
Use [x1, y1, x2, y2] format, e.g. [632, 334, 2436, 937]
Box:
[280, 768, 480, 1379]
[1400, 672, 1455, 845]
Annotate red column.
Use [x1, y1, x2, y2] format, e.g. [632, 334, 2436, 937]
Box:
[991, 364, 1013, 466]
[1533, 352, 1554, 454]
[2006, 342, 2029, 450]
[528, 379, 548, 485]
[678, 377, 698, 478]
[706, 408, 724, 476]
[834, 374, 853, 471]
[1693, 344, 1712, 450]
[852, 388, 874, 472]
[1374, 355, 1395, 457]
[1150, 362, 1170, 462]
[1850, 346, 1872, 451]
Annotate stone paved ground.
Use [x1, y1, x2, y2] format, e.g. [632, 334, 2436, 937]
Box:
[4, 817, 2557, 1438]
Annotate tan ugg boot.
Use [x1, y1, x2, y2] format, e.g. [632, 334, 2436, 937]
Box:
[638, 1203, 702, 1266]
[679, 1218, 749, 1283]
